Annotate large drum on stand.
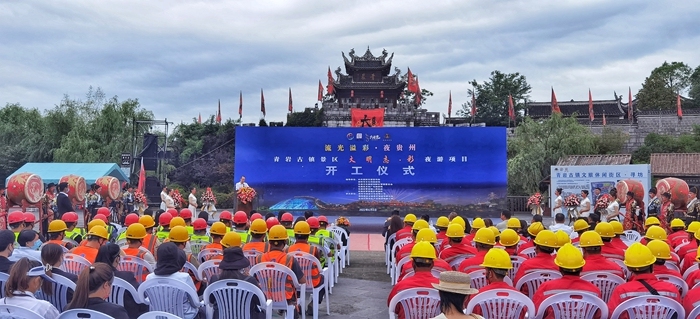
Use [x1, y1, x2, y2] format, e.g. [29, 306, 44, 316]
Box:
[59, 174, 87, 203]
[6, 173, 44, 205]
[616, 179, 645, 204]
[656, 177, 689, 209]
[96, 176, 120, 201]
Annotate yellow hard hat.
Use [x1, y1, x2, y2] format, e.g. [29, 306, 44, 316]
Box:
[87, 219, 106, 232]
[595, 222, 615, 238]
[139, 215, 156, 228]
[87, 225, 109, 240]
[645, 225, 667, 241]
[670, 219, 686, 229]
[436, 216, 450, 228]
[416, 228, 437, 243]
[499, 229, 520, 247]
[688, 221, 700, 234]
[294, 221, 311, 235]
[507, 218, 521, 229]
[527, 222, 545, 236]
[268, 225, 289, 240]
[694, 227, 700, 241]
[480, 248, 513, 269]
[48, 220, 67, 233]
[170, 217, 187, 228]
[471, 218, 485, 229]
[473, 228, 496, 246]
[125, 223, 147, 239]
[647, 239, 671, 260]
[210, 222, 228, 236]
[221, 232, 242, 248]
[451, 216, 466, 229]
[168, 226, 190, 243]
[412, 220, 430, 231]
[609, 220, 624, 235]
[404, 214, 417, 224]
[534, 230, 558, 248]
[624, 242, 656, 268]
[410, 241, 436, 259]
[578, 231, 603, 247]
[573, 219, 590, 232]
[488, 226, 500, 237]
[696, 247, 700, 261]
[446, 224, 465, 238]
[555, 230, 571, 247]
[249, 219, 267, 234]
[645, 217, 661, 227]
[555, 243, 586, 270]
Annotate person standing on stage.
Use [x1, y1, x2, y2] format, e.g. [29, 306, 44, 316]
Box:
[235, 176, 249, 191]
[188, 187, 197, 215]
[160, 186, 168, 211]
[85, 184, 102, 220]
[56, 182, 73, 221]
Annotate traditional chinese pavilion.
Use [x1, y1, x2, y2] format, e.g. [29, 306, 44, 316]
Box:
[322, 47, 439, 127]
[526, 94, 633, 125]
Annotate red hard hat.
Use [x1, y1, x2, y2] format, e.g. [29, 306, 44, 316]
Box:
[93, 214, 108, 223]
[250, 213, 263, 221]
[234, 211, 248, 224]
[167, 208, 179, 217]
[307, 217, 320, 229]
[318, 215, 328, 223]
[97, 207, 110, 218]
[219, 211, 233, 221]
[193, 218, 208, 231]
[23, 212, 36, 223]
[159, 212, 173, 226]
[62, 212, 79, 223]
[179, 209, 193, 220]
[281, 213, 294, 222]
[266, 217, 280, 230]
[124, 213, 139, 226]
[8, 211, 25, 224]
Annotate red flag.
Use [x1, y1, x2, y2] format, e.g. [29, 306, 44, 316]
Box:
[471, 90, 477, 117]
[137, 157, 145, 194]
[628, 87, 633, 122]
[288, 88, 293, 113]
[588, 89, 594, 121]
[198, 113, 201, 124]
[448, 91, 452, 117]
[318, 80, 323, 101]
[238, 91, 242, 118]
[216, 99, 222, 123]
[551, 88, 561, 114]
[327, 67, 334, 95]
[414, 76, 422, 105]
[351, 108, 385, 127]
[678, 94, 683, 119]
[603, 113, 607, 126]
[407, 68, 418, 92]
[261, 89, 266, 116]
[508, 94, 515, 121]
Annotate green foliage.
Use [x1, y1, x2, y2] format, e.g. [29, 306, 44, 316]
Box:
[632, 126, 700, 163]
[286, 108, 324, 127]
[637, 61, 693, 110]
[652, 61, 693, 94]
[457, 71, 532, 126]
[594, 127, 629, 154]
[690, 65, 700, 107]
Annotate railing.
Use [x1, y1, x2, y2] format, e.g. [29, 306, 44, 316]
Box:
[507, 196, 530, 213]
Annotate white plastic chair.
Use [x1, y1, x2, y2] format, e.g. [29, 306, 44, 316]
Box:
[309, 244, 333, 292]
[118, 255, 154, 284]
[58, 308, 115, 319]
[321, 237, 340, 282]
[329, 226, 350, 267]
[181, 261, 202, 281]
[444, 254, 472, 271]
[0, 272, 9, 298]
[611, 258, 632, 280]
[468, 269, 512, 289]
[60, 253, 91, 276]
[402, 269, 442, 280]
[197, 259, 221, 283]
[390, 238, 413, 275]
[35, 274, 76, 312]
[197, 248, 222, 264]
[520, 247, 537, 259]
[687, 305, 700, 319]
[189, 240, 209, 257]
[656, 274, 689, 297]
[387, 287, 440, 319]
[393, 256, 412, 284]
[0, 304, 44, 319]
[465, 288, 536, 318]
[137, 311, 183, 319]
[249, 262, 306, 319]
[534, 291, 608, 319]
[580, 272, 626, 302]
[684, 264, 699, 280]
[623, 230, 642, 242]
[289, 251, 330, 319]
[665, 262, 681, 273]
[514, 270, 562, 298]
[108, 277, 144, 307]
[385, 233, 397, 273]
[324, 236, 343, 276]
[137, 277, 202, 318]
[203, 279, 273, 319]
[509, 256, 527, 280]
[609, 295, 685, 319]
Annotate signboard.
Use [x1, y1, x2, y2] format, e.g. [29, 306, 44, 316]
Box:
[234, 127, 507, 216]
[120, 153, 132, 167]
[550, 164, 652, 211]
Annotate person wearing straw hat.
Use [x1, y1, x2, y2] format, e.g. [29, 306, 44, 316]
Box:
[388, 241, 441, 319]
[429, 271, 483, 319]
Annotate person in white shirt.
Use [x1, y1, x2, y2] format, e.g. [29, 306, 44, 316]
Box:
[145, 242, 201, 319]
[495, 211, 511, 232]
[165, 190, 175, 210]
[552, 188, 564, 216]
[235, 176, 249, 191]
[549, 213, 573, 236]
[10, 230, 42, 262]
[160, 187, 168, 211]
[188, 188, 198, 215]
[578, 190, 591, 218]
[0, 258, 60, 319]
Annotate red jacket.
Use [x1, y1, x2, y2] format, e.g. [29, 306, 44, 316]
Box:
[611, 237, 628, 250]
[533, 275, 602, 319]
[513, 251, 558, 285]
[503, 246, 518, 256]
[681, 251, 699, 275]
[653, 263, 682, 278]
[601, 241, 625, 260]
[394, 226, 413, 241]
[395, 242, 415, 261]
[581, 253, 625, 279]
[457, 250, 488, 274]
[436, 231, 447, 243]
[398, 259, 450, 282]
[463, 233, 475, 245]
[677, 241, 698, 260]
[387, 271, 439, 319]
[686, 269, 700, 288]
[438, 242, 477, 262]
[516, 240, 534, 255]
[607, 273, 681, 318]
[683, 286, 700, 315]
[668, 231, 688, 249]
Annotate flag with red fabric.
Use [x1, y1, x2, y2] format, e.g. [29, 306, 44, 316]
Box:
[448, 91, 452, 117]
[588, 89, 594, 121]
[327, 67, 334, 95]
[288, 88, 293, 113]
[508, 94, 515, 121]
[239, 91, 243, 118]
[318, 80, 323, 101]
[216, 99, 222, 123]
[678, 94, 683, 119]
[351, 108, 384, 127]
[407, 68, 417, 92]
[551, 88, 561, 114]
[261, 89, 266, 116]
[414, 76, 422, 105]
[137, 157, 146, 194]
[471, 91, 477, 117]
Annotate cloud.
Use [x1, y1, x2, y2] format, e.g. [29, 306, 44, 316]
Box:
[0, 0, 699, 125]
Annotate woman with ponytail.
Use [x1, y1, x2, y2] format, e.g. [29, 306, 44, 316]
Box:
[0, 257, 60, 318]
[42, 243, 78, 282]
[66, 262, 129, 319]
[94, 243, 147, 319]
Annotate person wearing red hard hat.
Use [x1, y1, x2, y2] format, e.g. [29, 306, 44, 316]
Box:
[190, 218, 211, 253]
[280, 212, 295, 240]
[156, 212, 173, 244]
[219, 211, 233, 231]
[116, 213, 140, 242]
[180, 208, 194, 235]
[95, 207, 118, 241]
[62, 212, 85, 244]
[265, 217, 280, 230]
[250, 213, 263, 222]
[7, 211, 26, 241]
[22, 212, 44, 250]
[233, 211, 249, 244]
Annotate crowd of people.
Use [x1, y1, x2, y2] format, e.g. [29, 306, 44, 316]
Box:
[385, 211, 700, 319]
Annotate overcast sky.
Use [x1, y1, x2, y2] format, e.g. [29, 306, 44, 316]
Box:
[1, 1, 699, 125]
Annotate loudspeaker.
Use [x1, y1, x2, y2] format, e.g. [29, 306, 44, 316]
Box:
[139, 133, 159, 170]
[145, 176, 162, 206]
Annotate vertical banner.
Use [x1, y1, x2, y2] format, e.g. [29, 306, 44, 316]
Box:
[351, 108, 385, 127]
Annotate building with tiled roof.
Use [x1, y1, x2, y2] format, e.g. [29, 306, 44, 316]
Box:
[526, 94, 632, 125]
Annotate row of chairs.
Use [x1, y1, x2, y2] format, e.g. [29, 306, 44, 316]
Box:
[0, 306, 184, 319]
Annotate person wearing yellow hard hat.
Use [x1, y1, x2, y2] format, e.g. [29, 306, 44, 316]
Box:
[395, 213, 418, 241]
[668, 218, 687, 249]
[438, 216, 468, 252]
[644, 216, 661, 231]
[435, 216, 450, 243]
[497, 229, 520, 256]
[138, 215, 160, 257]
[677, 221, 700, 259]
[533, 243, 602, 317]
[478, 248, 516, 293]
[607, 243, 681, 315]
[646, 239, 682, 278]
[243, 219, 269, 254]
[438, 224, 477, 262]
[463, 217, 484, 247]
[395, 220, 431, 261]
[121, 223, 157, 268]
[554, 230, 571, 249]
[387, 241, 441, 319]
[45, 220, 74, 250]
[679, 227, 700, 274]
[515, 222, 544, 255]
[608, 220, 628, 251]
[640, 225, 667, 245]
[286, 221, 322, 262]
[504, 217, 527, 242]
[204, 221, 228, 251]
[595, 222, 625, 260]
[569, 219, 590, 246]
[257, 225, 306, 307]
[70, 225, 109, 263]
[578, 231, 625, 279]
[398, 229, 451, 282]
[513, 230, 559, 286]
[457, 228, 496, 273]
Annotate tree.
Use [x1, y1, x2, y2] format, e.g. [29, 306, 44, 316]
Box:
[594, 127, 629, 154]
[286, 108, 324, 127]
[652, 61, 693, 94]
[631, 126, 700, 163]
[457, 71, 531, 126]
[690, 65, 700, 107]
[393, 68, 434, 107]
[637, 61, 693, 110]
[0, 103, 49, 181]
[508, 113, 598, 195]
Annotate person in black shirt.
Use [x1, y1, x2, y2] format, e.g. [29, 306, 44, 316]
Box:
[0, 230, 15, 274]
[56, 182, 73, 221]
[66, 262, 129, 319]
[95, 243, 147, 319]
[209, 247, 265, 319]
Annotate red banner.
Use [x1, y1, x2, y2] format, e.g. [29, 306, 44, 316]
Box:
[351, 108, 385, 127]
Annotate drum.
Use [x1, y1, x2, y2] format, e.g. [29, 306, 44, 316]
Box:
[616, 179, 645, 204]
[6, 173, 44, 205]
[656, 177, 689, 209]
[59, 174, 87, 202]
[95, 176, 120, 200]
